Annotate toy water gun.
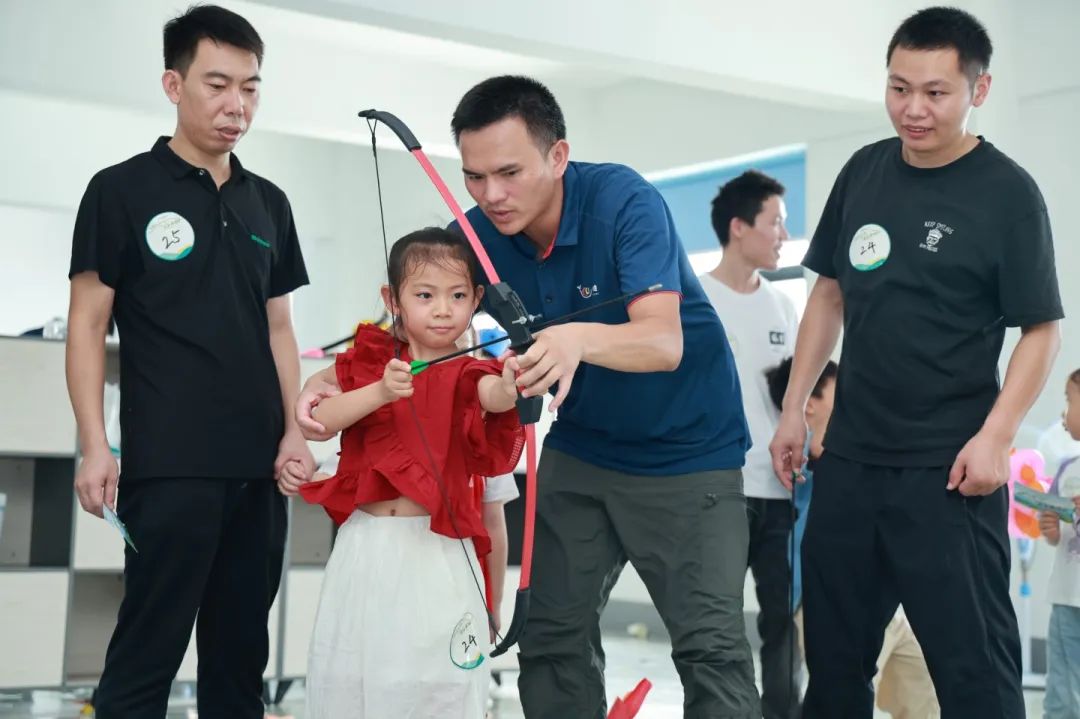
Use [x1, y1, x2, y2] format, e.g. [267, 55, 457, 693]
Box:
[1014, 483, 1076, 523]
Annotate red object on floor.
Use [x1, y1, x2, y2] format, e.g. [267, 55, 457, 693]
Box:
[607, 678, 652, 718]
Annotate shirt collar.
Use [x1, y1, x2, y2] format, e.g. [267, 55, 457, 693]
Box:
[151, 136, 248, 183]
[515, 161, 581, 261]
[551, 161, 581, 250]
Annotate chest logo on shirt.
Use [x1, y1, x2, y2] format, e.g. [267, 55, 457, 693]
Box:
[145, 211, 195, 261]
[578, 284, 599, 299]
[849, 224, 891, 271]
[919, 220, 954, 253]
[769, 330, 786, 346]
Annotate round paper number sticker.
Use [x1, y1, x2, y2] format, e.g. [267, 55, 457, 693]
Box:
[145, 211, 195, 261]
[449, 612, 485, 670]
[849, 224, 890, 271]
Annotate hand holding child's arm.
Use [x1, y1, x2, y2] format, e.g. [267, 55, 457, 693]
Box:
[1040, 511, 1062, 546]
[296, 367, 342, 441]
[477, 359, 519, 414]
[277, 458, 309, 497]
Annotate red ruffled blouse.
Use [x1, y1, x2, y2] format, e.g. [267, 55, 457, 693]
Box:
[300, 324, 524, 557]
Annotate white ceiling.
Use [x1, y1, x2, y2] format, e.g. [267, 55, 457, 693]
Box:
[0, 0, 643, 157]
[4, 0, 985, 160]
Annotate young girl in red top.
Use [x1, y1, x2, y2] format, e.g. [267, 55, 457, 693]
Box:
[297, 227, 523, 719]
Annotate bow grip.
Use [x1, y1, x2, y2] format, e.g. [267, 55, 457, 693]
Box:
[516, 395, 543, 425]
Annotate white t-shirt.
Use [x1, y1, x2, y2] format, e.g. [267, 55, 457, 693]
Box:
[484, 473, 520, 504]
[316, 454, 339, 476]
[699, 272, 798, 499]
[1048, 457, 1080, 608]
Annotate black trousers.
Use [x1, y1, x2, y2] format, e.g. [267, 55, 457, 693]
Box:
[746, 497, 802, 719]
[93, 478, 287, 719]
[801, 452, 1024, 719]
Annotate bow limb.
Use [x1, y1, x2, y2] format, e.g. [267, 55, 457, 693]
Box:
[360, 108, 539, 657]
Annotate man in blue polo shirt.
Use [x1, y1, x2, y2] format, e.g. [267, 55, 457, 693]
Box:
[296, 75, 758, 718]
[454, 76, 758, 719]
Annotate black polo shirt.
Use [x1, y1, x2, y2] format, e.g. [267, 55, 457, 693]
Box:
[804, 137, 1063, 467]
[69, 136, 309, 480]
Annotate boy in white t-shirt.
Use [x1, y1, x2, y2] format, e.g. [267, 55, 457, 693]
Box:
[1038, 368, 1080, 718]
[698, 170, 800, 719]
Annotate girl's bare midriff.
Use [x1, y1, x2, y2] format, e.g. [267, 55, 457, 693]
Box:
[358, 496, 429, 517]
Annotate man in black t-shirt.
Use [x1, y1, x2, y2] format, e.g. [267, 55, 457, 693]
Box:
[770, 8, 1062, 719]
[65, 6, 311, 717]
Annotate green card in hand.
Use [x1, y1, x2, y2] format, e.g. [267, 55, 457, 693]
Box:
[103, 504, 138, 552]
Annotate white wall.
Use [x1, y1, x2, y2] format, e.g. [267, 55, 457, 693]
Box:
[0, 89, 468, 351]
[0, 203, 74, 335]
[0, 0, 609, 161]
[255, 0, 944, 108]
[1012, 0, 1080, 435]
[583, 79, 883, 173]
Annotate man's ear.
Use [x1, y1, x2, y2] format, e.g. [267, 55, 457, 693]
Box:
[162, 69, 183, 105]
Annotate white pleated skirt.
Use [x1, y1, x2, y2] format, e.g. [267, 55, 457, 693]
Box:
[305, 510, 490, 719]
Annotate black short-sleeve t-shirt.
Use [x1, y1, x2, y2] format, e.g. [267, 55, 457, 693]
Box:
[69, 137, 309, 480]
[803, 137, 1063, 467]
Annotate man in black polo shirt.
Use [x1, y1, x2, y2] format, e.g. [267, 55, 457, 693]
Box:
[64, 6, 311, 718]
[770, 8, 1062, 719]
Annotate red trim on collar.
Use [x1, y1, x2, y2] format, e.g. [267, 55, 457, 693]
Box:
[540, 237, 556, 261]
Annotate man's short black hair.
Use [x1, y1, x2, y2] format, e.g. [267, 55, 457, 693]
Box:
[710, 170, 785, 248]
[164, 4, 264, 76]
[451, 75, 566, 150]
[887, 6, 992, 85]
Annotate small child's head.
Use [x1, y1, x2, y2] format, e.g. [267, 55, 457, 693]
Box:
[1063, 369, 1080, 441]
[765, 357, 839, 431]
[383, 227, 483, 350]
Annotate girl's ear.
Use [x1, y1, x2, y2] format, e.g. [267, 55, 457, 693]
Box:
[380, 284, 396, 315]
[381, 284, 406, 340]
[473, 284, 485, 311]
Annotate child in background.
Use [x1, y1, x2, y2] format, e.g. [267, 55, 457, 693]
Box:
[1038, 368, 1080, 719]
[764, 356, 836, 647]
[765, 357, 939, 719]
[294, 227, 524, 719]
[481, 472, 517, 639]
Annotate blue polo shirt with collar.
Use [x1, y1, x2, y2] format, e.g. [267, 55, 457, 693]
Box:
[459, 160, 748, 476]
